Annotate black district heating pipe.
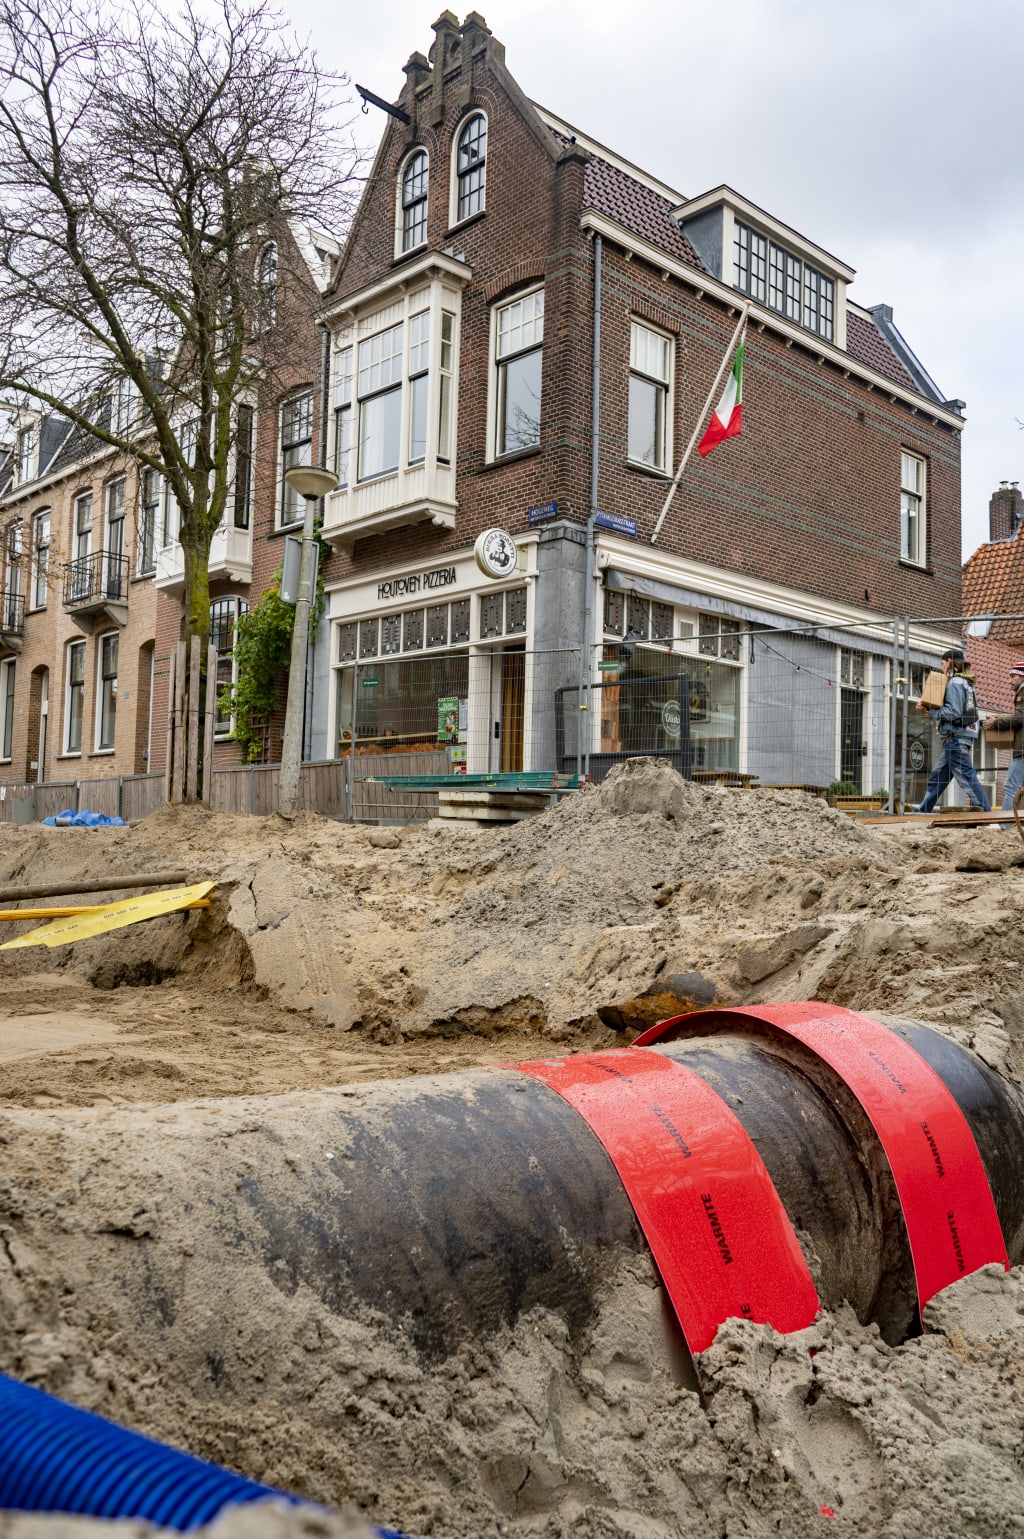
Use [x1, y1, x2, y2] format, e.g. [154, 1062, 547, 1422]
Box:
[13, 1012, 1024, 1389]
[272, 1015, 1023, 1359]
[264, 1012, 1024, 1357]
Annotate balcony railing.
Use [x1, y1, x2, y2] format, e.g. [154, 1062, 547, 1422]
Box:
[0, 590, 25, 636]
[63, 550, 129, 608]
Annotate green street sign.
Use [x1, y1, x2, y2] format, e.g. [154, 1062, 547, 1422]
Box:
[598, 660, 621, 671]
[361, 677, 379, 687]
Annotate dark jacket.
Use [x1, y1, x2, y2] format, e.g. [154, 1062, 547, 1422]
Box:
[929, 672, 980, 741]
[987, 680, 1024, 760]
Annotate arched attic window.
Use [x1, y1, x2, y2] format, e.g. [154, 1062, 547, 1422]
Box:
[400, 150, 429, 252]
[454, 113, 486, 222]
[255, 241, 278, 331]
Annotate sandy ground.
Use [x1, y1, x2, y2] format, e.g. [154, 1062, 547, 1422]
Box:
[2, 760, 1024, 1537]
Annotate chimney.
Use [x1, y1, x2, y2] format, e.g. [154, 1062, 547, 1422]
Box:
[989, 482, 1024, 542]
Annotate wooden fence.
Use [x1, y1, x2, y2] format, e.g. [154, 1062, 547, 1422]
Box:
[0, 750, 449, 825]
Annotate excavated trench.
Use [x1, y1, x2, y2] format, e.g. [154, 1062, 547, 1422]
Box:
[5, 775, 1024, 1535]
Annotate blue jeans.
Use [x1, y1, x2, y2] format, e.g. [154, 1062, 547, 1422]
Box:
[1002, 755, 1024, 812]
[918, 735, 991, 813]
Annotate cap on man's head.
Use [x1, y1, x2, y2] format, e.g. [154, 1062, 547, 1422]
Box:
[941, 647, 966, 663]
[1011, 661, 1024, 676]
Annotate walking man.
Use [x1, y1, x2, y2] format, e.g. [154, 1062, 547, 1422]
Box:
[915, 648, 991, 814]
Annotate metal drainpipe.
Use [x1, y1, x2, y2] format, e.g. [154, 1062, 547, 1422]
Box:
[303, 323, 333, 764]
[578, 233, 602, 782]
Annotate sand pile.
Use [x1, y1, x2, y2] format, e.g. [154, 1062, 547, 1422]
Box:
[2, 760, 1024, 1536]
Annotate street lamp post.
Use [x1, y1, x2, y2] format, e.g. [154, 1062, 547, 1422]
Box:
[278, 464, 339, 817]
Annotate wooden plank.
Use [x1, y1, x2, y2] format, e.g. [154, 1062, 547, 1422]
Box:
[202, 642, 217, 805]
[171, 640, 186, 805]
[0, 872, 194, 902]
[185, 634, 201, 803]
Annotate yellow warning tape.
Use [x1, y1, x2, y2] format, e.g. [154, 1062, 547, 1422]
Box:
[0, 882, 216, 950]
[0, 902, 210, 921]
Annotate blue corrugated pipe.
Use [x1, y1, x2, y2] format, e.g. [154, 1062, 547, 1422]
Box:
[0, 1373, 410, 1537]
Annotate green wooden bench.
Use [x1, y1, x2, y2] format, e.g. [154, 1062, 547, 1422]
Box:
[358, 771, 581, 794]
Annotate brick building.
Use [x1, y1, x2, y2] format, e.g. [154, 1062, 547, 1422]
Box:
[311, 13, 966, 793]
[0, 13, 968, 799]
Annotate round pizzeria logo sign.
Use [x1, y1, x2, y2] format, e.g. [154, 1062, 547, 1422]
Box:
[474, 528, 518, 579]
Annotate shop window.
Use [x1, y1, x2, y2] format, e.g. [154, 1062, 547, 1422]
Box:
[699, 613, 742, 660]
[381, 615, 402, 655]
[403, 610, 424, 650]
[359, 618, 379, 658]
[337, 622, 357, 662]
[480, 592, 503, 638]
[450, 598, 471, 643]
[506, 588, 527, 635]
[426, 604, 448, 647]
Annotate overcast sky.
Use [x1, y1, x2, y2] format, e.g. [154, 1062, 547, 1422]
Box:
[289, 0, 1024, 563]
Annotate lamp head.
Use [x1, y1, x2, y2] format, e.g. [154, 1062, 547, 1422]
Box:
[284, 465, 339, 501]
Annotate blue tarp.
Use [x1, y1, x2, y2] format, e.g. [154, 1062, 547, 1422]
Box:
[41, 809, 127, 827]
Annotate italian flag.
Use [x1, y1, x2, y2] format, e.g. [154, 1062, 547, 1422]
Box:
[698, 336, 744, 457]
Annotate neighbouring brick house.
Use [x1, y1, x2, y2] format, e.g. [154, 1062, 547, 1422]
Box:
[0, 13, 969, 800]
[0, 219, 336, 789]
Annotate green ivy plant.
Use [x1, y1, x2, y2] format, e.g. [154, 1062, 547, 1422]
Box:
[220, 532, 326, 763]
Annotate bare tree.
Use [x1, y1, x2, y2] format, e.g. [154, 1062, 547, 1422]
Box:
[0, 0, 361, 644]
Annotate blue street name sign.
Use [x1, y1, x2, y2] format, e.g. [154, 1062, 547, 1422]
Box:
[594, 510, 638, 537]
[528, 501, 558, 524]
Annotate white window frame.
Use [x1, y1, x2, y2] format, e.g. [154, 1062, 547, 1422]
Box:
[734, 220, 834, 341]
[0, 657, 15, 760]
[64, 638, 85, 755]
[5, 521, 23, 612]
[112, 376, 134, 435]
[278, 392, 314, 527]
[255, 241, 277, 331]
[398, 149, 429, 255]
[900, 451, 927, 566]
[105, 474, 126, 597]
[16, 426, 34, 484]
[31, 510, 49, 609]
[489, 286, 544, 461]
[210, 595, 249, 737]
[450, 112, 487, 225]
[628, 320, 673, 472]
[138, 468, 161, 574]
[232, 402, 255, 530]
[94, 630, 118, 752]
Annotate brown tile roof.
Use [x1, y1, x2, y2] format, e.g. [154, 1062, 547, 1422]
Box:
[967, 633, 1023, 711]
[549, 126, 933, 399]
[963, 528, 1024, 647]
[580, 151, 707, 272]
[844, 311, 917, 392]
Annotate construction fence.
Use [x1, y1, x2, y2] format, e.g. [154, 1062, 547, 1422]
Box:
[1, 614, 1017, 823]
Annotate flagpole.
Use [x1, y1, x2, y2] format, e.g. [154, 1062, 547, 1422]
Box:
[650, 305, 749, 545]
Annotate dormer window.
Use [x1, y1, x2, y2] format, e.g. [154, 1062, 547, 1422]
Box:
[734, 221, 834, 341]
[455, 114, 486, 222]
[112, 376, 134, 434]
[16, 426, 34, 484]
[255, 241, 277, 331]
[400, 150, 429, 252]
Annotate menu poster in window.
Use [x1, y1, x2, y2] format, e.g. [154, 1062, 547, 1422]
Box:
[437, 696, 459, 741]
